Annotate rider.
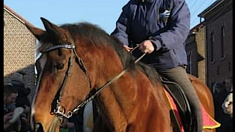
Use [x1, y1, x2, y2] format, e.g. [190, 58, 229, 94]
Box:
[111, 0, 202, 132]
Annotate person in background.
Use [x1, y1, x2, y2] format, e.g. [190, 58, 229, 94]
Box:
[111, 0, 202, 131]
[222, 92, 233, 118]
[10, 71, 32, 132]
[4, 83, 21, 132]
[212, 82, 232, 132]
[10, 80, 31, 132]
[223, 77, 233, 92]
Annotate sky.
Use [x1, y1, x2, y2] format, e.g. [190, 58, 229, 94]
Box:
[4, 0, 217, 34]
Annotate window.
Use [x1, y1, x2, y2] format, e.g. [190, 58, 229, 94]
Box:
[221, 25, 225, 58]
[217, 66, 220, 75]
[210, 31, 215, 62]
[187, 50, 192, 74]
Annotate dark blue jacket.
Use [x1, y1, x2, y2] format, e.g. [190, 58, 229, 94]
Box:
[111, 0, 190, 70]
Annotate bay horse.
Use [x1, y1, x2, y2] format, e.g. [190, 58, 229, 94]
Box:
[26, 17, 217, 132]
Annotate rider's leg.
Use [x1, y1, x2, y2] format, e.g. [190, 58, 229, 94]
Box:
[157, 66, 203, 132]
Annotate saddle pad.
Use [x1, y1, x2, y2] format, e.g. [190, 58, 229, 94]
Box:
[163, 89, 221, 132]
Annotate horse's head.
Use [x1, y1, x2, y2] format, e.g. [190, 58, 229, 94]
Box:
[26, 17, 131, 132]
[26, 18, 96, 132]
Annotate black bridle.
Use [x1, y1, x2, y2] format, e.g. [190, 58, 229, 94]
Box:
[40, 43, 146, 119]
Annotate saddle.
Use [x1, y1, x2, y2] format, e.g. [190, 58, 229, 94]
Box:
[160, 76, 195, 132]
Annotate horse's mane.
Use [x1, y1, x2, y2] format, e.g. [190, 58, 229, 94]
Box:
[40, 22, 160, 85]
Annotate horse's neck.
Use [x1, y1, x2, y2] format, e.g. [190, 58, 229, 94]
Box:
[82, 47, 172, 131]
[96, 69, 171, 132]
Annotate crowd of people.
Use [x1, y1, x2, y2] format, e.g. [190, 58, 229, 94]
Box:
[4, 72, 31, 132]
[4, 71, 85, 132]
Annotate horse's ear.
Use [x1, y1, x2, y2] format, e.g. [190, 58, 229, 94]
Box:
[40, 17, 60, 34]
[25, 22, 46, 41]
[40, 17, 72, 43]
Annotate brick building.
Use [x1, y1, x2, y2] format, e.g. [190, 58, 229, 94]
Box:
[198, 0, 233, 88]
[4, 5, 36, 101]
[185, 23, 206, 83]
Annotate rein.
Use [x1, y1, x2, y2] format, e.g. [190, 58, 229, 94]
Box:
[43, 43, 146, 119]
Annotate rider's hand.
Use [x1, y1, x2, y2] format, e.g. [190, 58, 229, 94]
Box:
[139, 40, 155, 54]
[123, 45, 133, 52]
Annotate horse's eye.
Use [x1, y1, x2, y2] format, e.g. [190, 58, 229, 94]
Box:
[56, 63, 64, 70]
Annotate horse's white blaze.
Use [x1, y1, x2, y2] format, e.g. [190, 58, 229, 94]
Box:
[31, 54, 47, 128]
[83, 101, 94, 132]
